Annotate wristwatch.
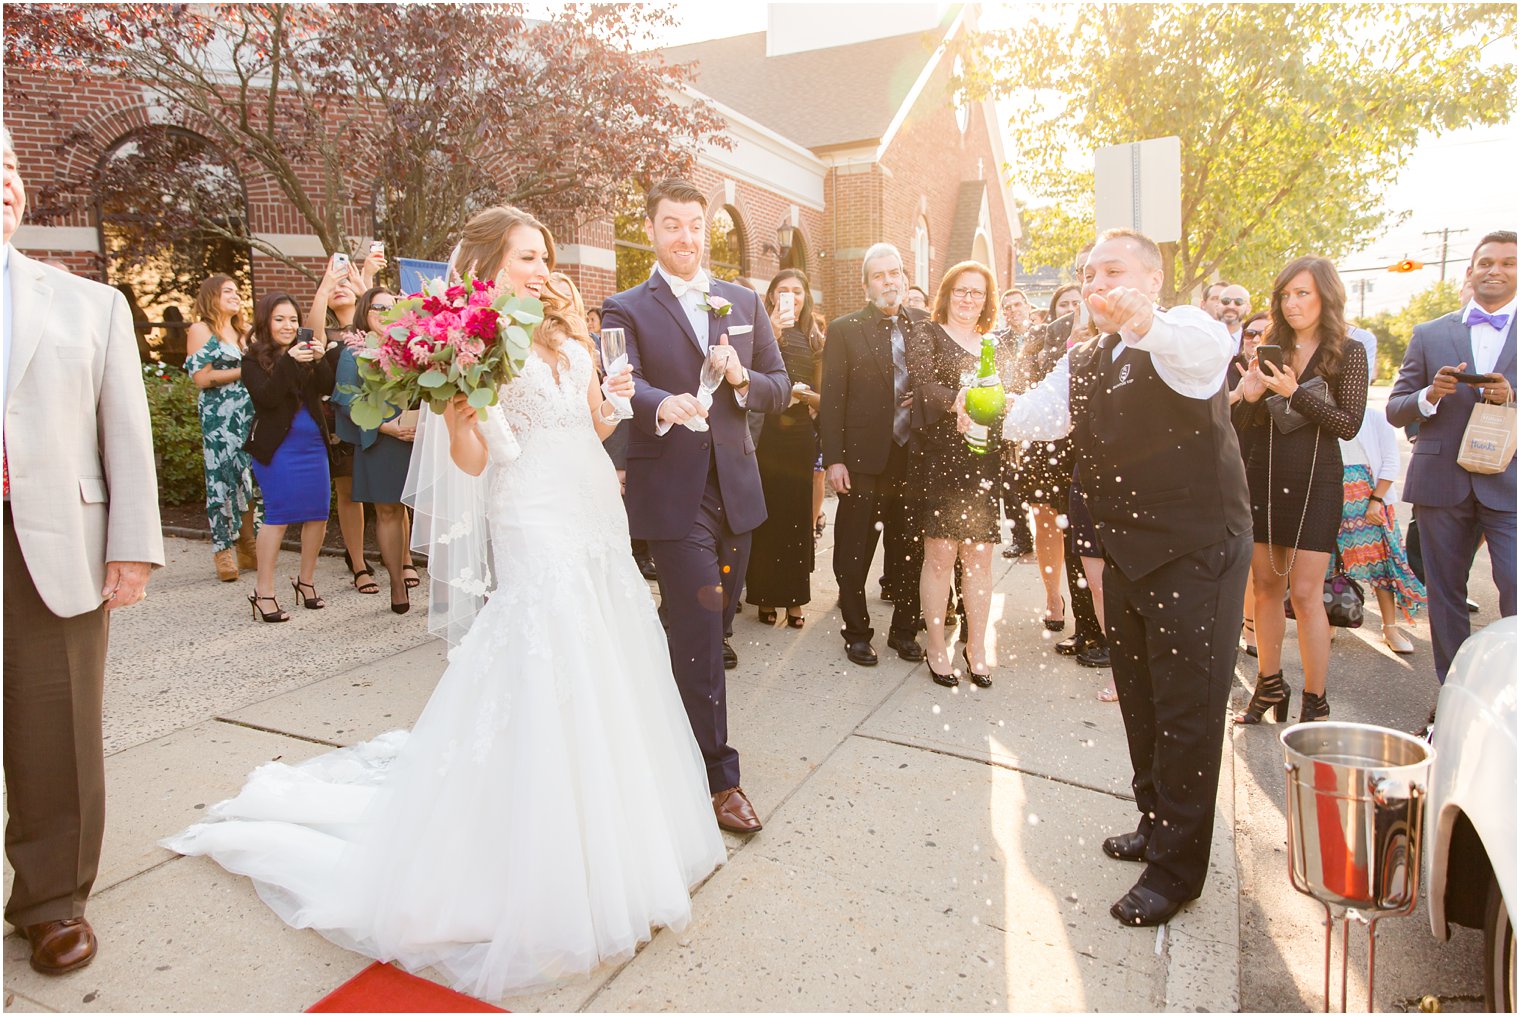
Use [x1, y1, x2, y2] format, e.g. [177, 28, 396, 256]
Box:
[1368, 495, 1384, 504]
[733, 368, 751, 391]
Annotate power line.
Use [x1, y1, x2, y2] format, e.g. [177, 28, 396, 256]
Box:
[1423, 227, 1469, 283]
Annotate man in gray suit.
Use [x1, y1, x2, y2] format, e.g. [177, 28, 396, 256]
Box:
[1386, 229, 1516, 689]
[3, 127, 164, 974]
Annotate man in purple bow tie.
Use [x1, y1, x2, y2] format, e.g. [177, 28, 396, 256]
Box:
[1387, 229, 1516, 697]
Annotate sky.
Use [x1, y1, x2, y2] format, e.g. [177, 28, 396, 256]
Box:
[556, 0, 1518, 317]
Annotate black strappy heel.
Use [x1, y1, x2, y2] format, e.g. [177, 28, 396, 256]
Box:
[291, 578, 325, 610]
[248, 592, 289, 623]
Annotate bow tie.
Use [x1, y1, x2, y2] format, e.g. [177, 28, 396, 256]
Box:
[1465, 306, 1513, 332]
[666, 273, 710, 300]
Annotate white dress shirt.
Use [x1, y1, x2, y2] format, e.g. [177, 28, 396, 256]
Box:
[1418, 297, 1516, 416]
[1340, 406, 1402, 485]
[1002, 304, 1235, 442]
[3, 243, 13, 401]
[651, 262, 747, 436]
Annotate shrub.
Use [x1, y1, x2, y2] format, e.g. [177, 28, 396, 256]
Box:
[142, 362, 206, 506]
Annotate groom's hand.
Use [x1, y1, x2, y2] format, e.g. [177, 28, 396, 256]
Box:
[711, 334, 747, 386]
[658, 393, 709, 429]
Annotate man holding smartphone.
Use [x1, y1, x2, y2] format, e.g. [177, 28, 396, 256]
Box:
[1387, 229, 1516, 697]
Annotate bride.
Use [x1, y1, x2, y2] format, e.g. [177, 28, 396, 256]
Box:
[162, 206, 725, 1001]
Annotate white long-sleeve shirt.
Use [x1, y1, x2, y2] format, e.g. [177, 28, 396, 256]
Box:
[1002, 304, 1235, 442]
[1339, 406, 1402, 485]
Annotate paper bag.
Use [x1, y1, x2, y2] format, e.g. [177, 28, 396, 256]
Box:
[1457, 399, 1517, 475]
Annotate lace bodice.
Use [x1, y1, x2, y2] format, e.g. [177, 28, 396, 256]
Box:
[492, 341, 597, 442]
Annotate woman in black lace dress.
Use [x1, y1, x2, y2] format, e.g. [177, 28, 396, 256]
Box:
[1232, 257, 1368, 725]
[907, 261, 1016, 688]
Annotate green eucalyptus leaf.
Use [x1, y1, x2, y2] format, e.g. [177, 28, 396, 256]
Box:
[418, 368, 447, 388]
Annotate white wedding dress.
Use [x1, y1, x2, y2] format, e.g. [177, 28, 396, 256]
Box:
[163, 342, 725, 1000]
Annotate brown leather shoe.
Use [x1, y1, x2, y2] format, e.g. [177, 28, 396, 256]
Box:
[214, 547, 239, 582]
[712, 786, 762, 834]
[23, 917, 98, 975]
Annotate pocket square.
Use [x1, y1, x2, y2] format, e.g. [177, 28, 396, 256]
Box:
[727, 324, 753, 335]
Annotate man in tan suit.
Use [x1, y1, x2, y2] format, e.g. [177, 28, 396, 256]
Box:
[3, 127, 164, 974]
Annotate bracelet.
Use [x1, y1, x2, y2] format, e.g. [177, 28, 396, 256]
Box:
[1368, 495, 1383, 504]
[597, 400, 618, 424]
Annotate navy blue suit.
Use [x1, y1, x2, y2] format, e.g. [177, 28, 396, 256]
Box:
[1387, 308, 1517, 682]
[601, 272, 790, 792]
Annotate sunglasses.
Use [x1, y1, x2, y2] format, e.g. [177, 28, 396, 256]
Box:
[371, 303, 396, 313]
[1220, 297, 1247, 306]
[1244, 327, 1267, 338]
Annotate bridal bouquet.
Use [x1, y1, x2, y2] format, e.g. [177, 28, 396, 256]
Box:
[343, 275, 543, 431]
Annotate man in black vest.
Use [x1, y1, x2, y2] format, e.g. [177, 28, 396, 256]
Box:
[819, 243, 928, 666]
[974, 228, 1251, 927]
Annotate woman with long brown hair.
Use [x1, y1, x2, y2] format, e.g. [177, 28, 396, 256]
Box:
[184, 274, 259, 581]
[242, 291, 336, 621]
[745, 269, 824, 626]
[1233, 256, 1368, 724]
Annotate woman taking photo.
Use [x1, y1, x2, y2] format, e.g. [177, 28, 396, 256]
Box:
[1229, 311, 1270, 657]
[243, 292, 337, 622]
[907, 260, 1014, 688]
[184, 274, 258, 582]
[1233, 257, 1368, 724]
[332, 286, 420, 615]
[745, 269, 823, 627]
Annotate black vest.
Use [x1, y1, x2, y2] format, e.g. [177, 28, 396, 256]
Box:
[1070, 336, 1252, 580]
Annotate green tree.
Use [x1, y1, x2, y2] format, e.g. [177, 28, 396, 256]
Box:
[1359, 279, 1462, 382]
[964, 4, 1515, 303]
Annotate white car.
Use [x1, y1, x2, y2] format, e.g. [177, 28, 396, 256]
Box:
[1426, 615, 1516, 1012]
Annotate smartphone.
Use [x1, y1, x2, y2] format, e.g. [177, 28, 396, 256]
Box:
[296, 327, 314, 350]
[331, 252, 350, 273]
[1256, 344, 1284, 372]
[778, 291, 796, 326]
[369, 240, 385, 256]
[1448, 370, 1493, 385]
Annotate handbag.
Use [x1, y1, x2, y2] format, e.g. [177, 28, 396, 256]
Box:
[1266, 376, 1334, 434]
[1284, 550, 1365, 629]
[1456, 397, 1517, 475]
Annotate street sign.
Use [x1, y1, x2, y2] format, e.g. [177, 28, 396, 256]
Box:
[1095, 137, 1182, 243]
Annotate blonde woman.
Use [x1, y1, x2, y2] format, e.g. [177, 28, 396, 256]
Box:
[907, 260, 1015, 688]
[183, 274, 258, 581]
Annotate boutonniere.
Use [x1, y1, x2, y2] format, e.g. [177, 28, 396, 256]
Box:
[701, 294, 733, 318]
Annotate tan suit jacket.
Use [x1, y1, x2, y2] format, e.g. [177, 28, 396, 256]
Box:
[4, 246, 165, 618]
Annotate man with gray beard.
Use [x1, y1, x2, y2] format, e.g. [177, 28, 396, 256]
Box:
[819, 243, 928, 667]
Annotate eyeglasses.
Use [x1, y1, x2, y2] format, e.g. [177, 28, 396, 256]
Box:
[1220, 297, 1247, 306]
[951, 288, 986, 301]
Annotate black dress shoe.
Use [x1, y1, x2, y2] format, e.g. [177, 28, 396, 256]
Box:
[1467, 598, 1480, 613]
[1054, 634, 1087, 657]
[636, 555, 658, 581]
[1077, 643, 1111, 668]
[1110, 885, 1185, 927]
[1102, 830, 1148, 862]
[845, 640, 878, 666]
[722, 640, 737, 670]
[886, 633, 926, 662]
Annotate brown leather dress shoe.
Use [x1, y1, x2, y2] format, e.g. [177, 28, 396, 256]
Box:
[712, 786, 762, 834]
[23, 917, 98, 975]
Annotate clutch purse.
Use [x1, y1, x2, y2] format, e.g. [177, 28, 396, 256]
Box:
[1266, 376, 1335, 434]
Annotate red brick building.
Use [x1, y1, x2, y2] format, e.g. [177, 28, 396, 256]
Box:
[5, 3, 1016, 353]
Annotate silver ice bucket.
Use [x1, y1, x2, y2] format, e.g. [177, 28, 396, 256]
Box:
[1281, 721, 1433, 914]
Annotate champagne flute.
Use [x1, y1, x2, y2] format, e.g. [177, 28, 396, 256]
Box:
[681, 347, 726, 432]
[599, 327, 634, 420]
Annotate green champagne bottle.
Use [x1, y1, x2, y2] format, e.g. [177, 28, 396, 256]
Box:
[963, 334, 1005, 455]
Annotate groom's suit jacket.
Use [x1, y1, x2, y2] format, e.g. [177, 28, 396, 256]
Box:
[4, 246, 164, 617]
[602, 273, 791, 541]
[1386, 309, 1517, 510]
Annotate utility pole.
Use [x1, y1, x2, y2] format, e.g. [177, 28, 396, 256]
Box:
[1351, 278, 1373, 318]
[1423, 227, 1468, 283]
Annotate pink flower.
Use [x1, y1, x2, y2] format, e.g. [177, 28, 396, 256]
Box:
[464, 307, 500, 344]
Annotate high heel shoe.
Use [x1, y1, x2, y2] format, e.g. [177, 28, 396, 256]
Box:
[1299, 691, 1329, 723]
[248, 592, 289, 623]
[1241, 618, 1258, 658]
[756, 607, 778, 625]
[290, 578, 325, 610]
[391, 585, 410, 615]
[1043, 597, 1066, 632]
[961, 646, 992, 688]
[786, 611, 805, 629]
[1234, 671, 1290, 725]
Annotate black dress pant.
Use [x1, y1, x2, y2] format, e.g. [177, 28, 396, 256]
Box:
[1104, 532, 1251, 901]
[833, 441, 922, 642]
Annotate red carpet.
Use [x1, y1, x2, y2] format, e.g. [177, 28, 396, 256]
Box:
[307, 962, 508, 1013]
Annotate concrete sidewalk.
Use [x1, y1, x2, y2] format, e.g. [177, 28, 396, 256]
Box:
[3, 522, 1239, 1012]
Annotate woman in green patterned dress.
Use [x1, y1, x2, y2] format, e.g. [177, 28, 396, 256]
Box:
[185, 274, 259, 581]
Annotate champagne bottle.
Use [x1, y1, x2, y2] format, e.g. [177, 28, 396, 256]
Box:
[963, 333, 1005, 455]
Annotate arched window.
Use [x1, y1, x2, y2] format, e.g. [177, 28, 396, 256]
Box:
[613, 181, 657, 293]
[912, 218, 930, 290]
[96, 127, 250, 364]
[778, 225, 808, 273]
[709, 206, 746, 282]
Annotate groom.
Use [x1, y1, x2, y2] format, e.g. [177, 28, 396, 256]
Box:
[602, 178, 791, 834]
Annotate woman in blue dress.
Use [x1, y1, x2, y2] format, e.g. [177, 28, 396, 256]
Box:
[183, 273, 259, 582]
[241, 292, 335, 622]
[332, 287, 420, 615]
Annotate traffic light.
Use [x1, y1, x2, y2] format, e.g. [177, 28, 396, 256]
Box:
[1388, 258, 1424, 273]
